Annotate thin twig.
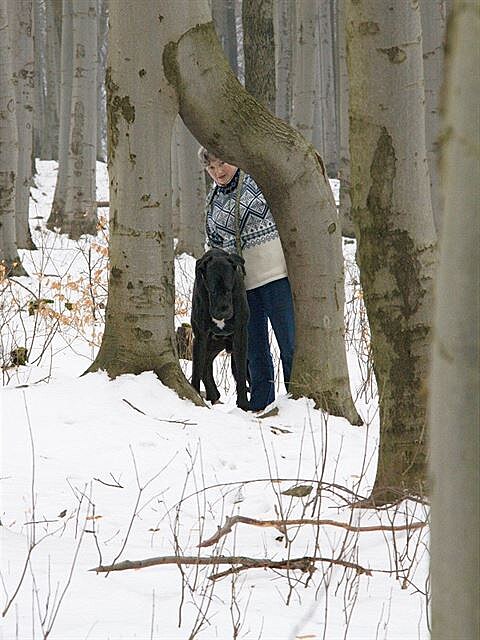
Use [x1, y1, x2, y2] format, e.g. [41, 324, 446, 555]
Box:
[122, 398, 197, 425]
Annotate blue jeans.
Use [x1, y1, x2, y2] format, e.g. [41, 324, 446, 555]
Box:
[246, 277, 295, 411]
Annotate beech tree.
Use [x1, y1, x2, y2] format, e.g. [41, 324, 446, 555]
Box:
[44, 0, 61, 159]
[48, 0, 98, 239]
[48, 0, 73, 231]
[163, 2, 360, 423]
[313, 0, 337, 176]
[171, 116, 205, 258]
[430, 3, 479, 638]
[273, 0, 294, 122]
[0, 0, 27, 276]
[420, 0, 446, 234]
[336, 0, 355, 237]
[347, 0, 437, 501]
[86, 0, 201, 405]
[290, 0, 318, 143]
[242, 0, 275, 111]
[212, 0, 238, 77]
[62, 0, 98, 239]
[7, 0, 35, 250]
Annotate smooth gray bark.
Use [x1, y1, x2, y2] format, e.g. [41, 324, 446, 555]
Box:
[96, 0, 107, 162]
[336, 0, 355, 237]
[420, 0, 446, 235]
[33, 0, 46, 159]
[430, 4, 480, 638]
[164, 12, 361, 423]
[44, 0, 61, 159]
[0, 0, 27, 276]
[87, 0, 202, 405]
[347, 0, 437, 500]
[48, 0, 73, 231]
[291, 0, 318, 143]
[313, 0, 338, 176]
[172, 116, 205, 259]
[7, 0, 36, 250]
[62, 0, 98, 239]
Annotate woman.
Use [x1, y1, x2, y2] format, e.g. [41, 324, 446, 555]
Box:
[198, 147, 295, 412]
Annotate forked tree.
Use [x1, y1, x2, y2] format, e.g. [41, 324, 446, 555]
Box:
[347, 0, 437, 502]
[89, 0, 361, 424]
[163, 3, 360, 424]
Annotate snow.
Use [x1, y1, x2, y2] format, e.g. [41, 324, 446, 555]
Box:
[0, 162, 429, 639]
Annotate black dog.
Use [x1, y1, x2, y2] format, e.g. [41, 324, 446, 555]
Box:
[191, 249, 250, 411]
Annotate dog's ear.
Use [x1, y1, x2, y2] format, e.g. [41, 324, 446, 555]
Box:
[195, 253, 212, 279]
[228, 253, 246, 276]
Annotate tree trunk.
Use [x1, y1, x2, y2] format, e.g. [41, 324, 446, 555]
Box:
[212, 0, 238, 76]
[47, 0, 73, 231]
[86, 0, 202, 406]
[32, 0, 47, 159]
[7, 0, 36, 250]
[336, 0, 355, 238]
[242, 0, 275, 112]
[313, 0, 338, 176]
[164, 11, 361, 424]
[273, 0, 294, 122]
[346, 0, 437, 501]
[172, 116, 205, 259]
[291, 0, 318, 143]
[0, 0, 27, 276]
[61, 0, 98, 239]
[430, 3, 480, 638]
[96, 0, 107, 162]
[420, 0, 446, 235]
[44, 0, 61, 159]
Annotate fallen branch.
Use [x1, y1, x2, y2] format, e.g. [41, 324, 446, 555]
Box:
[90, 554, 372, 579]
[198, 515, 427, 548]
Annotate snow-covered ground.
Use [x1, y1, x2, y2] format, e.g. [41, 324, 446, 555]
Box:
[0, 162, 429, 639]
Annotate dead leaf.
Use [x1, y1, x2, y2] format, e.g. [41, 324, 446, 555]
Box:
[281, 485, 313, 498]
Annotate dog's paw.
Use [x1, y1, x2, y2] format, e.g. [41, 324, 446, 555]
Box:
[236, 399, 250, 412]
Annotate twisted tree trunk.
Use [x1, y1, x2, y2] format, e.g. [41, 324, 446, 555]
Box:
[164, 12, 361, 423]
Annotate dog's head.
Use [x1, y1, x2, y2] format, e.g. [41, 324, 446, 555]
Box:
[195, 250, 245, 322]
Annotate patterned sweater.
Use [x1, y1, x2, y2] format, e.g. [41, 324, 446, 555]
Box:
[205, 170, 288, 290]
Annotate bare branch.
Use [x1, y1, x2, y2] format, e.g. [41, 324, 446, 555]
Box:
[89, 554, 372, 578]
[198, 515, 428, 548]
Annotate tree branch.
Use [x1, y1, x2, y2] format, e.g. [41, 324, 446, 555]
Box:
[198, 515, 427, 548]
[90, 554, 372, 579]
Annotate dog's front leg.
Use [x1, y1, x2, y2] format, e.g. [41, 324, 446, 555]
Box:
[232, 329, 249, 411]
[203, 347, 221, 404]
[191, 335, 207, 394]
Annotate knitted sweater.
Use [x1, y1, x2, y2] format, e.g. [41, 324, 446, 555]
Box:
[205, 171, 288, 290]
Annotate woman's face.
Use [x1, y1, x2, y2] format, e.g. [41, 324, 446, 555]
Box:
[205, 158, 238, 186]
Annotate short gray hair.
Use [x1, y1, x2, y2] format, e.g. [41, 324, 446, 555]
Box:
[197, 146, 217, 167]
